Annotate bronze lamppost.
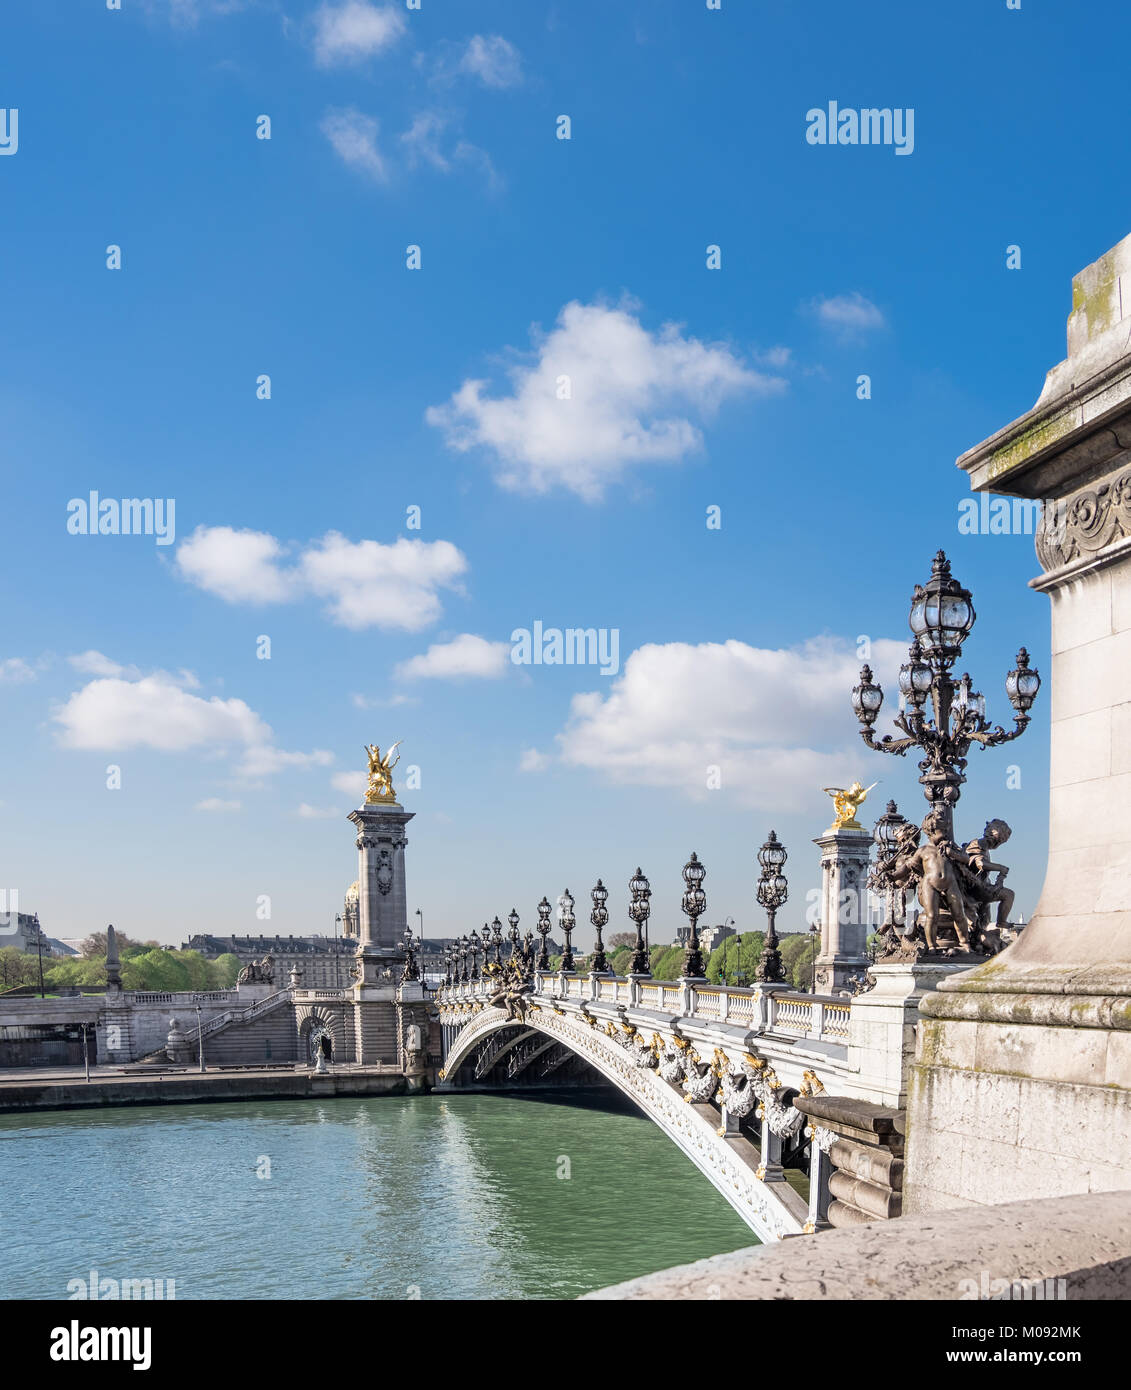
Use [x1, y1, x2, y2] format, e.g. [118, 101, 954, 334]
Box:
[628, 868, 652, 976]
[851, 550, 1040, 834]
[558, 888, 576, 971]
[536, 896, 552, 970]
[755, 831, 788, 983]
[680, 852, 707, 979]
[590, 879, 611, 974]
[869, 800, 913, 939]
[469, 928, 482, 981]
[507, 908, 520, 960]
[490, 916, 503, 966]
[401, 925, 420, 982]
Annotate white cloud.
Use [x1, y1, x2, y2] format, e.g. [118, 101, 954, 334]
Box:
[300, 533, 467, 631]
[53, 669, 334, 786]
[459, 35, 522, 88]
[519, 747, 550, 773]
[175, 526, 297, 604]
[331, 770, 367, 799]
[426, 299, 784, 500]
[235, 745, 334, 780]
[175, 527, 468, 632]
[394, 633, 507, 681]
[296, 802, 341, 819]
[808, 292, 886, 337]
[556, 635, 906, 810]
[0, 658, 37, 685]
[320, 107, 388, 182]
[67, 651, 142, 680]
[399, 111, 499, 187]
[312, 1, 405, 67]
[195, 797, 242, 813]
[54, 674, 271, 752]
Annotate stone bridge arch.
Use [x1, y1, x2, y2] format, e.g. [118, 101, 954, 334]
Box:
[439, 1003, 807, 1243]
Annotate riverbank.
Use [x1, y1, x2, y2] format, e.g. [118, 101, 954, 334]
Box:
[0, 1064, 429, 1113]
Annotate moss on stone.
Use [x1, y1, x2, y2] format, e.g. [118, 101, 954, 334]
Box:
[985, 410, 1075, 482]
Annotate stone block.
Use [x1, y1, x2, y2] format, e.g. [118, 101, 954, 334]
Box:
[1049, 570, 1112, 655]
[974, 1018, 1109, 1088]
[1049, 708, 1111, 786]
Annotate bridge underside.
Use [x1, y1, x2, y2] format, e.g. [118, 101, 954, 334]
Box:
[438, 1004, 813, 1242]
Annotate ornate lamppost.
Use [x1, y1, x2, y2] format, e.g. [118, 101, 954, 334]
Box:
[469, 928, 482, 981]
[680, 852, 707, 979]
[590, 879, 611, 974]
[536, 896, 552, 970]
[401, 925, 420, 982]
[459, 934, 470, 984]
[851, 550, 1040, 836]
[869, 799, 912, 941]
[490, 916, 503, 966]
[507, 908, 520, 960]
[628, 868, 652, 976]
[558, 888, 576, 971]
[755, 831, 788, 983]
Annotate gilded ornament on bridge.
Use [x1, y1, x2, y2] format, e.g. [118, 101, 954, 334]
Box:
[364, 741, 402, 803]
[822, 780, 877, 830]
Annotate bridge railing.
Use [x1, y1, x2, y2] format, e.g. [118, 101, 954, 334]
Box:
[437, 972, 851, 1047]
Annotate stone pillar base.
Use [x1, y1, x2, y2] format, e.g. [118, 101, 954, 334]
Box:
[904, 978, 1131, 1212]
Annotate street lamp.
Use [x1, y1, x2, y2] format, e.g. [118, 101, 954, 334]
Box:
[755, 831, 788, 984]
[680, 852, 708, 980]
[852, 551, 1040, 834]
[870, 799, 913, 937]
[558, 889, 576, 971]
[334, 912, 342, 939]
[628, 868, 652, 976]
[470, 928, 483, 980]
[508, 908, 520, 960]
[590, 880, 611, 974]
[536, 897, 552, 970]
[490, 916, 503, 966]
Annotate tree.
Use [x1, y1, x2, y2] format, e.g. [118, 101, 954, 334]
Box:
[706, 932, 765, 984]
[210, 953, 243, 988]
[607, 932, 636, 951]
[0, 948, 45, 990]
[780, 933, 819, 991]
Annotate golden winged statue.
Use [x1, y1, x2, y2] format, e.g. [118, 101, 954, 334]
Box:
[822, 780, 877, 831]
[364, 741, 402, 804]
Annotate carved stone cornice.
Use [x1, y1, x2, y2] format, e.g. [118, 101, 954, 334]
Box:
[1034, 463, 1131, 576]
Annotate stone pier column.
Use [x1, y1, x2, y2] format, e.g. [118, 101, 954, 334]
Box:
[905, 232, 1131, 1211]
[813, 824, 872, 994]
[346, 799, 415, 1064]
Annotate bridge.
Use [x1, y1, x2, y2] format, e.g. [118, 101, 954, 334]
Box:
[435, 961, 936, 1245]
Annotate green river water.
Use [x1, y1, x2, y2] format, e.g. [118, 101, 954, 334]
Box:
[1, 1092, 756, 1300]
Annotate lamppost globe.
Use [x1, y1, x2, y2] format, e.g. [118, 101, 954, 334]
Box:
[852, 665, 885, 725]
[756, 830, 787, 875]
[897, 640, 933, 708]
[908, 550, 976, 672]
[1006, 647, 1042, 712]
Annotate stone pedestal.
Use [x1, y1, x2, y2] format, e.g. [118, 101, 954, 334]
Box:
[905, 232, 1131, 1212]
[845, 961, 969, 1109]
[813, 825, 872, 994]
[346, 799, 415, 1065]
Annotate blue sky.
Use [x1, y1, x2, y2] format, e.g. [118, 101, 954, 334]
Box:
[2, 0, 1127, 950]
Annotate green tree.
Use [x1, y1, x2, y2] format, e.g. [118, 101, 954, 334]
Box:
[780, 933, 819, 991]
[606, 932, 636, 951]
[0, 948, 46, 990]
[706, 932, 765, 984]
[43, 956, 107, 990]
[210, 953, 243, 987]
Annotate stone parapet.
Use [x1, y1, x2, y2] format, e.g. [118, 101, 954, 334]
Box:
[582, 1190, 1131, 1300]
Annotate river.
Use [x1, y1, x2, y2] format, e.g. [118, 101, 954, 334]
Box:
[1, 1092, 755, 1299]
